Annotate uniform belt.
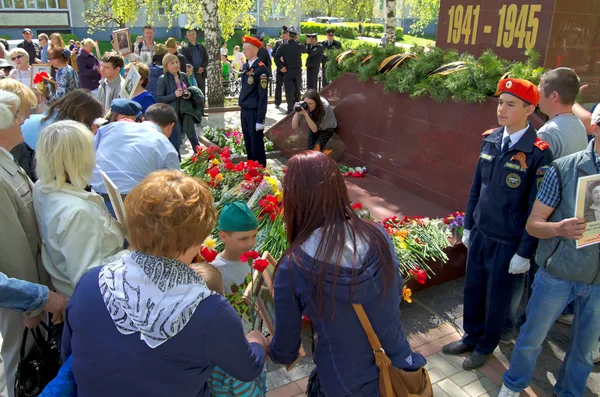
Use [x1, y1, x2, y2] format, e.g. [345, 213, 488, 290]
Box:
[473, 227, 521, 246]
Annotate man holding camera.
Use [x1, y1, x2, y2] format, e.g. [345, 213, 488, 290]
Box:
[273, 27, 289, 109]
[321, 28, 342, 87]
[305, 33, 323, 90]
[273, 26, 306, 114]
[238, 36, 269, 167]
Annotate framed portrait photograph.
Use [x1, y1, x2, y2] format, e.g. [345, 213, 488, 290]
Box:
[100, 170, 126, 224]
[113, 28, 131, 55]
[30, 63, 52, 87]
[120, 64, 141, 100]
[242, 252, 306, 371]
[574, 174, 600, 248]
[94, 40, 102, 59]
[42, 77, 57, 100]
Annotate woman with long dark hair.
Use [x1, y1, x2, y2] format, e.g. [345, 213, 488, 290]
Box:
[269, 151, 426, 396]
[291, 89, 337, 151]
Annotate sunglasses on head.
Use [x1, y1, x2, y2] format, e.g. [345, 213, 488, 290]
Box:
[11, 55, 23, 61]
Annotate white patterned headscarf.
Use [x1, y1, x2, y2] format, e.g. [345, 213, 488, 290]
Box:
[99, 251, 215, 348]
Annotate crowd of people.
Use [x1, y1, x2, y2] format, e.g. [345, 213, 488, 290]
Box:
[1, 21, 598, 397]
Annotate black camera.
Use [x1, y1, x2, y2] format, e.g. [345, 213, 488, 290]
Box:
[294, 101, 308, 112]
[182, 90, 191, 100]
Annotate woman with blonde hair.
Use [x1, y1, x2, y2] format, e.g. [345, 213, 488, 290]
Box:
[0, 79, 38, 179]
[33, 120, 127, 300]
[8, 48, 32, 88]
[156, 53, 191, 155]
[233, 45, 243, 71]
[125, 62, 156, 113]
[49, 32, 67, 51]
[61, 170, 268, 396]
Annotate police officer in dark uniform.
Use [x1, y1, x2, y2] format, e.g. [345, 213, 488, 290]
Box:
[441, 78, 553, 370]
[273, 26, 289, 109]
[320, 28, 342, 87]
[238, 36, 269, 167]
[256, 32, 272, 79]
[305, 33, 323, 90]
[273, 26, 305, 114]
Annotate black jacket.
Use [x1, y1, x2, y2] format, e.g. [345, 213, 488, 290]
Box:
[155, 71, 191, 114]
[17, 40, 40, 65]
[180, 42, 209, 77]
[257, 47, 272, 78]
[273, 41, 305, 71]
[320, 39, 342, 67]
[305, 43, 324, 68]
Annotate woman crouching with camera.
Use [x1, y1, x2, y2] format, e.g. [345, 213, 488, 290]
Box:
[291, 89, 337, 151]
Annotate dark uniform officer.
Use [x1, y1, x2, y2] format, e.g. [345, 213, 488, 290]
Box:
[273, 26, 305, 114]
[442, 78, 553, 370]
[305, 33, 323, 91]
[320, 28, 342, 87]
[238, 36, 269, 167]
[273, 26, 289, 108]
[256, 32, 272, 79]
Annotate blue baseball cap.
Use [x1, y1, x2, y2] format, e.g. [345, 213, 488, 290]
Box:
[110, 98, 142, 119]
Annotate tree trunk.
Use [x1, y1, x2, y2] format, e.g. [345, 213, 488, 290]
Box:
[385, 0, 396, 45]
[203, 0, 224, 106]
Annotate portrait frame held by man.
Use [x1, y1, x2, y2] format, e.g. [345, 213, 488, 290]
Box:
[113, 28, 132, 55]
[574, 174, 600, 248]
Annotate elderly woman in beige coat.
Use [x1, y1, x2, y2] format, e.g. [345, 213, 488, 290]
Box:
[0, 90, 67, 397]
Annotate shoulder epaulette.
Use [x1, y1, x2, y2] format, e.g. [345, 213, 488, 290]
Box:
[258, 61, 265, 67]
[534, 137, 550, 151]
[481, 127, 498, 136]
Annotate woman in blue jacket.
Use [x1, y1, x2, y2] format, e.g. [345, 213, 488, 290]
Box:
[269, 151, 426, 396]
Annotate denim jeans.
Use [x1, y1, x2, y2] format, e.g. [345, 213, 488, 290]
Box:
[503, 269, 600, 397]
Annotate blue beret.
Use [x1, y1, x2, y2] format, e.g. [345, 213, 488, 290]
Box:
[110, 98, 142, 119]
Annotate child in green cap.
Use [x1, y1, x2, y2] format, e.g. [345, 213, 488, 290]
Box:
[213, 201, 259, 294]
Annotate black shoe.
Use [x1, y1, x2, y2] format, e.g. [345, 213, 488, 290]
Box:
[442, 341, 474, 355]
[462, 352, 489, 370]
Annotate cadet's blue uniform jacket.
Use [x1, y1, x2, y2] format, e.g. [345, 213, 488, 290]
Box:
[238, 59, 269, 124]
[464, 125, 553, 259]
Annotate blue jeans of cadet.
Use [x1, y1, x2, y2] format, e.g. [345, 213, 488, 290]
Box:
[503, 269, 600, 397]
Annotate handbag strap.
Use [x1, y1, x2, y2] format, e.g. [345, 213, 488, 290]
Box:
[18, 321, 51, 364]
[352, 304, 394, 396]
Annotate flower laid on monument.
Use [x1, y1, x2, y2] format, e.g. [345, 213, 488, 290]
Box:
[339, 164, 366, 178]
[352, 202, 374, 220]
[443, 211, 465, 238]
[203, 126, 274, 155]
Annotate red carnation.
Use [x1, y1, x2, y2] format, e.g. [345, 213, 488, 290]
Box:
[240, 250, 260, 262]
[352, 171, 361, 178]
[351, 202, 363, 210]
[32, 71, 50, 85]
[409, 268, 427, 284]
[252, 258, 269, 272]
[200, 246, 217, 263]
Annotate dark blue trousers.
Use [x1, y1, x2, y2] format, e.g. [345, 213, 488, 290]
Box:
[240, 108, 267, 166]
[168, 122, 182, 160]
[462, 227, 518, 355]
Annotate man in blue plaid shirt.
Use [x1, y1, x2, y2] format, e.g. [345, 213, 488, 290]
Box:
[499, 107, 600, 397]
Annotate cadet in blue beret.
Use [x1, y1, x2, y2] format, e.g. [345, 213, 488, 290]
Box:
[213, 201, 259, 293]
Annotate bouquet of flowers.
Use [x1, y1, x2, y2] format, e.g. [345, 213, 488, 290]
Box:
[32, 71, 50, 97]
[339, 164, 366, 178]
[204, 126, 274, 155]
[443, 211, 465, 240]
[382, 215, 450, 277]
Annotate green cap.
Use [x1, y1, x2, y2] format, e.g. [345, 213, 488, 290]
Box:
[218, 201, 258, 232]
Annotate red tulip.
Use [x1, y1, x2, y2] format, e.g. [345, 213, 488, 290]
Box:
[200, 246, 217, 263]
[240, 250, 260, 262]
[252, 258, 269, 272]
[207, 167, 220, 178]
[352, 202, 363, 210]
[191, 155, 197, 163]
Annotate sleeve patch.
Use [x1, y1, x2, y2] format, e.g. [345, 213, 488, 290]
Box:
[537, 165, 550, 176]
[482, 128, 497, 136]
[534, 137, 550, 151]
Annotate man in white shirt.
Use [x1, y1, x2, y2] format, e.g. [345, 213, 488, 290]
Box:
[134, 25, 156, 65]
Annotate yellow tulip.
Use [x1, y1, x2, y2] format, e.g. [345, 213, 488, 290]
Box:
[402, 285, 412, 303]
[212, 158, 220, 165]
[215, 173, 224, 181]
[203, 237, 217, 250]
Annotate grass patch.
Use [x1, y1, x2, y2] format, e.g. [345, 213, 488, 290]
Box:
[400, 34, 436, 47]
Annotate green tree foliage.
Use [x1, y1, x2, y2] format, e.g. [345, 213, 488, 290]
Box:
[83, 0, 145, 33]
[405, 0, 440, 35]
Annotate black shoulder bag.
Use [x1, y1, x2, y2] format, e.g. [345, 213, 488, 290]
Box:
[14, 321, 63, 397]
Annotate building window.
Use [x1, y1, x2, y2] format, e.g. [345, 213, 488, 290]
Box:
[0, 0, 66, 7]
